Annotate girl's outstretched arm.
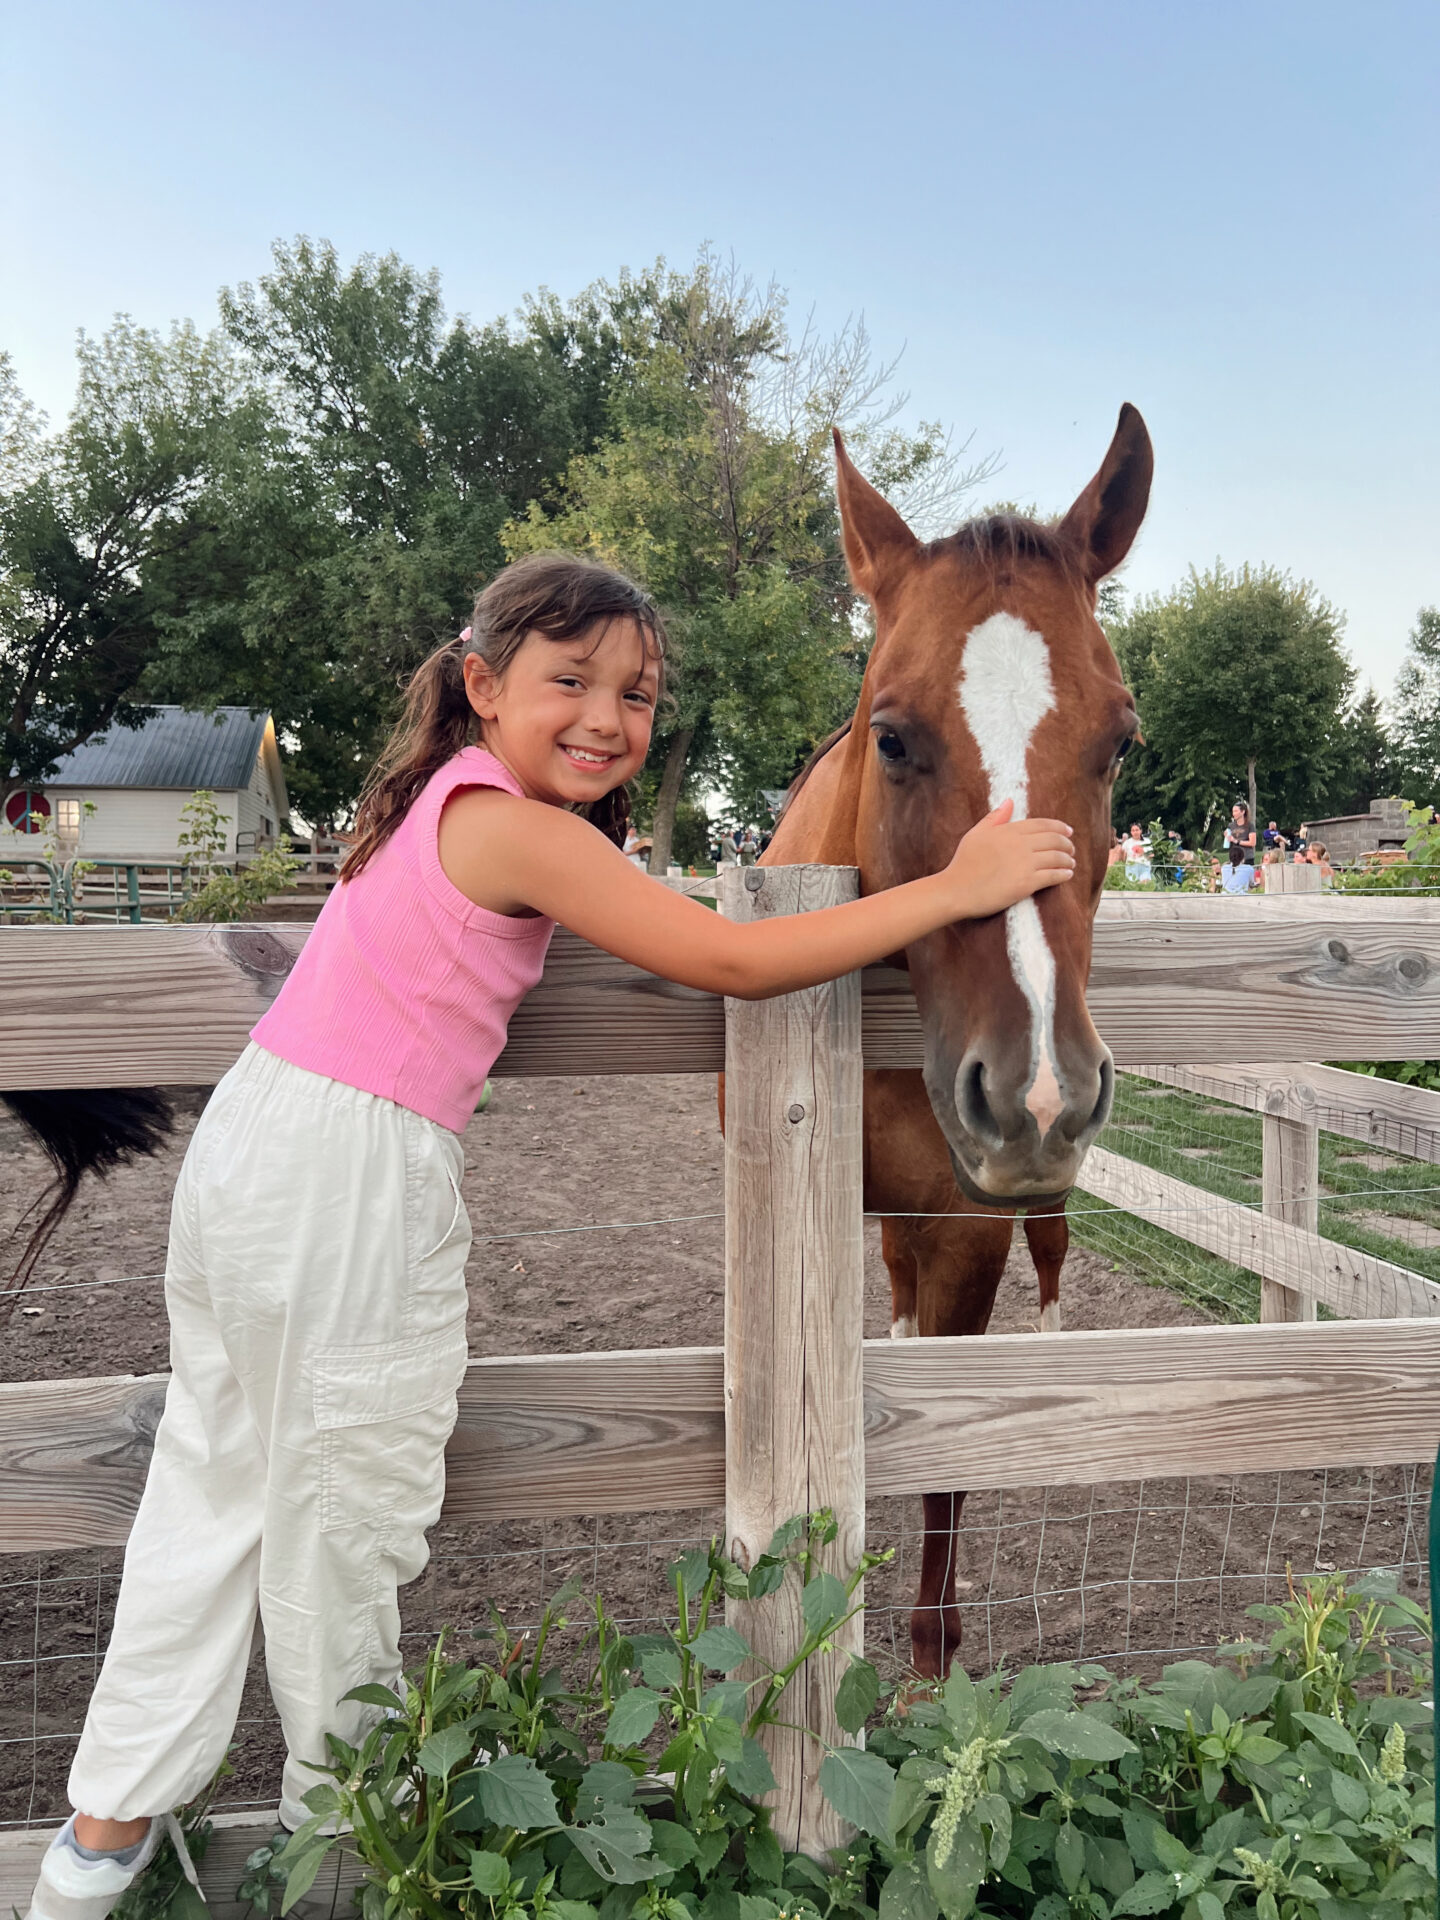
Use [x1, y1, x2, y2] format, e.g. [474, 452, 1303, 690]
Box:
[439, 790, 1074, 999]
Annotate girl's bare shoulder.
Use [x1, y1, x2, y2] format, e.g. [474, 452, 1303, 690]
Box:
[437, 785, 540, 913]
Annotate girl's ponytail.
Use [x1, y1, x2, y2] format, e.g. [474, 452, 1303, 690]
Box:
[585, 785, 632, 850]
[342, 637, 476, 879]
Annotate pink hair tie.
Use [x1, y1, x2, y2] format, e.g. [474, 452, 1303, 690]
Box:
[458, 627, 472, 643]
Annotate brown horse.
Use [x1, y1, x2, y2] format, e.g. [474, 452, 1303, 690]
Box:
[764, 404, 1153, 1676]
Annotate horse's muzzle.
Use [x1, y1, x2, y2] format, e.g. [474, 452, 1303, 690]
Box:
[928, 1042, 1115, 1204]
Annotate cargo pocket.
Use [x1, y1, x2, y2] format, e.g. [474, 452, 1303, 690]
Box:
[313, 1333, 469, 1533]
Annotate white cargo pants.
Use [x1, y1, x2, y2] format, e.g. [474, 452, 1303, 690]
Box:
[69, 1045, 472, 1829]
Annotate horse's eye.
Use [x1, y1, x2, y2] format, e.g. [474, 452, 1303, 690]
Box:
[876, 731, 906, 762]
[1114, 735, 1135, 764]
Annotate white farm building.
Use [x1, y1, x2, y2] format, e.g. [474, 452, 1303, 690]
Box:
[1, 706, 290, 863]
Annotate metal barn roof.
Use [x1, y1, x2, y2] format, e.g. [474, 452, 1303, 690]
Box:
[45, 707, 270, 791]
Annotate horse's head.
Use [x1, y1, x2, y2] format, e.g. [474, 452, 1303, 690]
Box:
[836, 405, 1151, 1205]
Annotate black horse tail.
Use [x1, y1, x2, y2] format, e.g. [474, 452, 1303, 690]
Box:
[2, 1089, 174, 1313]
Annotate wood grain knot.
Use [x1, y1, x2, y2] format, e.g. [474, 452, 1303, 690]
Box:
[216, 927, 297, 994]
[1282, 942, 1434, 997]
[122, 1385, 168, 1455]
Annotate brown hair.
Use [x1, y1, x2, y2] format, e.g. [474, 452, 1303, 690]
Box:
[343, 553, 666, 878]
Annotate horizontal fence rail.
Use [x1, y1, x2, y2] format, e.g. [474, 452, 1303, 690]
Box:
[1082, 1145, 1440, 1318]
[3, 896, 1440, 1089]
[1125, 1060, 1440, 1165]
[7, 1320, 1440, 1553]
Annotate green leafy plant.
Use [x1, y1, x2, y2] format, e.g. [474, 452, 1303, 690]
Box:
[171, 787, 300, 922]
[269, 1517, 887, 1920]
[856, 1569, 1433, 1920]
[236, 1562, 1432, 1920]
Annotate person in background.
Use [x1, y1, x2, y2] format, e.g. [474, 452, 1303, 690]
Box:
[1221, 844, 1256, 893]
[1262, 820, 1287, 852]
[1123, 822, 1151, 883]
[1106, 830, 1125, 870]
[1306, 840, 1335, 886]
[1223, 802, 1256, 862]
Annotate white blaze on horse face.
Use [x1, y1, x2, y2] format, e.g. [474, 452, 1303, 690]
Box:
[957, 612, 1065, 1138]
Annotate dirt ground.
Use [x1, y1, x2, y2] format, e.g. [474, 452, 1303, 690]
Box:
[1, 1075, 1428, 1825]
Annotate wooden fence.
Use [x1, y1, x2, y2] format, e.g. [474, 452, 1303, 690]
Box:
[3, 886, 1440, 1867]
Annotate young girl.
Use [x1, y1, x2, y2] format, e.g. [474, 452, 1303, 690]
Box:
[27, 553, 1074, 1920]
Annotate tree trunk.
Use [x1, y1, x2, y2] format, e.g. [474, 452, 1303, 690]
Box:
[647, 728, 694, 875]
[1247, 756, 1259, 852]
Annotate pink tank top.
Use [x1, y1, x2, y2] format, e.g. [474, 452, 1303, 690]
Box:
[252, 748, 554, 1132]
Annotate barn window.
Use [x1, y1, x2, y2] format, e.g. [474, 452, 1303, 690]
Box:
[4, 790, 50, 834]
[56, 798, 82, 837]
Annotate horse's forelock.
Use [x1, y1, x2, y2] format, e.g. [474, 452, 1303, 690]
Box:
[931, 514, 1088, 587]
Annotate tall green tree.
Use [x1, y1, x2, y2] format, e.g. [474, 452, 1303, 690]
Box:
[0, 326, 242, 807]
[1390, 607, 1440, 813]
[505, 256, 987, 870]
[1332, 685, 1401, 816]
[148, 240, 657, 824]
[1110, 563, 1356, 846]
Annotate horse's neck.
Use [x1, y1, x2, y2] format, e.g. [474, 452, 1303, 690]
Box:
[763, 731, 859, 867]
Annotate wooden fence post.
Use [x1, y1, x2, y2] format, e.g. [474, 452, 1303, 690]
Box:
[721, 864, 865, 1859]
[1261, 1077, 1320, 1323]
[1263, 861, 1321, 894]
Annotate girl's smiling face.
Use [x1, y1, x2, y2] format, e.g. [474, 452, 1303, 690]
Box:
[462, 617, 660, 806]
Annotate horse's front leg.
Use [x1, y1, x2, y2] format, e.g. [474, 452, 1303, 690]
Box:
[1023, 1202, 1069, 1332]
[903, 1210, 1015, 1677]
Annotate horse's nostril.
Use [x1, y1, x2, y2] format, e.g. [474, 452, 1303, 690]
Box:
[1091, 1055, 1114, 1129]
[958, 1057, 1003, 1148]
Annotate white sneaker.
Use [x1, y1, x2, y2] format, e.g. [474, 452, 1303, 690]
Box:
[27, 1815, 165, 1920]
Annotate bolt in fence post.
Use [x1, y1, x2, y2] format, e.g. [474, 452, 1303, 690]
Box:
[721, 863, 865, 1860]
[1261, 1079, 1320, 1322]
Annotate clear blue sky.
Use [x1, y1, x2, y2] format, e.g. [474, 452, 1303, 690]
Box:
[4, 0, 1436, 695]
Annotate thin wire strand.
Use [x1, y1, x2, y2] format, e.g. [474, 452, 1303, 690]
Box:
[9, 1178, 1440, 1301]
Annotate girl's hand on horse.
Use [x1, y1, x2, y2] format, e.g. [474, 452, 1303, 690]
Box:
[940, 798, 1076, 919]
[442, 788, 1075, 1003]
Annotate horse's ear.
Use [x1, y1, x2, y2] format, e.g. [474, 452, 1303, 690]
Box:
[1057, 403, 1154, 585]
[833, 429, 919, 600]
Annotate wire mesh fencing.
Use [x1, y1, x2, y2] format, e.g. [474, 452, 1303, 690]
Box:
[4, 1463, 1430, 1829]
[1070, 1069, 1440, 1320]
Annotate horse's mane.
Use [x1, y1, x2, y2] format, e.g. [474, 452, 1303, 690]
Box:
[775, 721, 853, 824]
